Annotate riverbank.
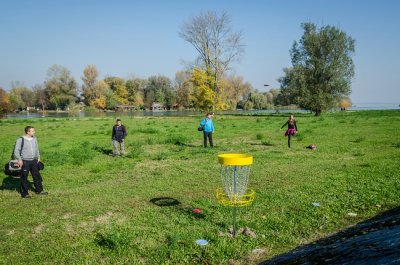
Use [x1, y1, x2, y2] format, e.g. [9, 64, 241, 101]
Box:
[4, 102, 399, 120]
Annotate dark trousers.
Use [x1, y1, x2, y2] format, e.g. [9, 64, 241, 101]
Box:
[203, 131, 213, 147]
[20, 160, 43, 196]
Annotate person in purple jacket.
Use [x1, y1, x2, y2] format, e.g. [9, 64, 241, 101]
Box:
[281, 114, 298, 148]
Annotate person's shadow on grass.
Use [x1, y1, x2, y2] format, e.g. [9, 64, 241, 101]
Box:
[93, 146, 113, 156]
[0, 175, 29, 192]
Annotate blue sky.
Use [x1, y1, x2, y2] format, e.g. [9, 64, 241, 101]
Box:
[0, 0, 399, 104]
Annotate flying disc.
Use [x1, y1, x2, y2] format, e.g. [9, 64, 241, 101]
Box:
[195, 239, 208, 246]
[192, 208, 203, 214]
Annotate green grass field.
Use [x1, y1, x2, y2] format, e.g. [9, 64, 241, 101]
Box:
[1, 110, 399, 264]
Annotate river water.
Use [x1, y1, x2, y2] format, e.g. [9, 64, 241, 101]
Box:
[4, 103, 399, 119]
[4, 109, 305, 119]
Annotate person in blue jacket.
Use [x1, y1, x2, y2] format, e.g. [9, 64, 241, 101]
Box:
[200, 112, 215, 147]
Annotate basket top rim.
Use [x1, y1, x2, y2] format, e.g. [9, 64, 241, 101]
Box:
[218, 153, 253, 166]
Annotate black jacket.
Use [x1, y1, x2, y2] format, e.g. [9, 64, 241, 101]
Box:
[112, 125, 127, 141]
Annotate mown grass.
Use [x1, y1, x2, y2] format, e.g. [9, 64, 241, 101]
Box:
[0, 110, 399, 264]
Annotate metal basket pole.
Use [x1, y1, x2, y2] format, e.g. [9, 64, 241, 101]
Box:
[233, 166, 237, 236]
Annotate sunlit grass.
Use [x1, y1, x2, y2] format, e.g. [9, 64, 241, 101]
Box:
[0, 110, 399, 264]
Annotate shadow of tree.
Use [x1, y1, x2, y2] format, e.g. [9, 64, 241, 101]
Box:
[260, 206, 400, 264]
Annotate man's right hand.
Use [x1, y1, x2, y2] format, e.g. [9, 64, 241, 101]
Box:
[17, 160, 23, 168]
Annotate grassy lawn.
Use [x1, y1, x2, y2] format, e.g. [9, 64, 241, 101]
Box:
[0, 110, 399, 264]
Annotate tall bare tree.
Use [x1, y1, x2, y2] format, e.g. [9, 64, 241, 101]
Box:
[81, 65, 99, 105]
[175, 71, 192, 109]
[179, 11, 244, 94]
[32, 84, 48, 112]
[223, 75, 253, 108]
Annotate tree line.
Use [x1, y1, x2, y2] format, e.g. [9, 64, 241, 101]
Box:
[0, 11, 355, 116]
[0, 64, 286, 114]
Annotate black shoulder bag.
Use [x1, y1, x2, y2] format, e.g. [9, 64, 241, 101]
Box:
[3, 137, 24, 177]
[198, 119, 207, 132]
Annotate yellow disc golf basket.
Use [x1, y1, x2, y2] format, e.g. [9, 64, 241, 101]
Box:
[216, 154, 255, 236]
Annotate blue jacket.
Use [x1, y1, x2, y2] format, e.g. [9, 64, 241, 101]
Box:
[200, 118, 214, 132]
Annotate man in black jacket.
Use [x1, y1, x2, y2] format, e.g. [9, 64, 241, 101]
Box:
[112, 118, 127, 157]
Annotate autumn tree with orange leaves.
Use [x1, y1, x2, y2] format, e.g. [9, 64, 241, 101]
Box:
[0, 88, 11, 116]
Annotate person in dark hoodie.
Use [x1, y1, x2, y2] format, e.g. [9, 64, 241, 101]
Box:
[14, 126, 47, 198]
[112, 118, 127, 156]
